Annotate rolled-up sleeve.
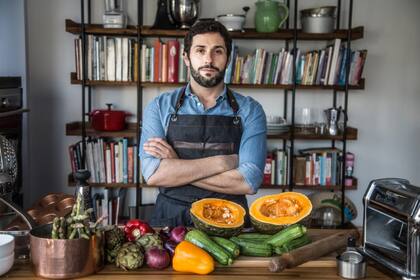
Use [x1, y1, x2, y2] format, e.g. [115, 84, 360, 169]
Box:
[139, 98, 165, 181]
[237, 101, 267, 193]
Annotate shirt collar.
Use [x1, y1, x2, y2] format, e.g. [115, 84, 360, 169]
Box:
[185, 83, 228, 102]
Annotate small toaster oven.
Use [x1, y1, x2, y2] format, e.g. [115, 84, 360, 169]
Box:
[361, 178, 420, 279]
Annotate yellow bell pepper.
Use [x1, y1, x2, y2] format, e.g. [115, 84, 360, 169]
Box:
[172, 240, 214, 275]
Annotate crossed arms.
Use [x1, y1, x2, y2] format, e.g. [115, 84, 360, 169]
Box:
[143, 138, 253, 195]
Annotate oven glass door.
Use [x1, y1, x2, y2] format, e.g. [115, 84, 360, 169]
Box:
[365, 207, 407, 265]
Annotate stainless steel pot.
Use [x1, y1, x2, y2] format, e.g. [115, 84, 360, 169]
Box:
[300, 6, 336, 33]
[336, 250, 367, 279]
[167, 0, 200, 29]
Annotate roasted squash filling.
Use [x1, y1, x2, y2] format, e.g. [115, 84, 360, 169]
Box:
[203, 203, 235, 224]
[259, 198, 303, 218]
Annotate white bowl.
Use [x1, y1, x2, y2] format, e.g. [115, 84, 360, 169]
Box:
[0, 234, 15, 259]
[0, 252, 14, 276]
[217, 14, 245, 31]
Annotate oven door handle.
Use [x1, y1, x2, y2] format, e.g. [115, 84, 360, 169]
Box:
[0, 108, 29, 117]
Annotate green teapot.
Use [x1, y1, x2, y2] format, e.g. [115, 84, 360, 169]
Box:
[255, 0, 289, 33]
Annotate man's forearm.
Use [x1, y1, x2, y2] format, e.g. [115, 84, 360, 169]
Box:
[191, 169, 254, 195]
[146, 155, 237, 187]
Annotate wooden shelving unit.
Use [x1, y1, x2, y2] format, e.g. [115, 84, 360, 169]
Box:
[261, 178, 358, 190]
[68, 173, 357, 190]
[267, 127, 358, 141]
[67, 174, 145, 188]
[66, 121, 357, 141]
[66, 19, 364, 41]
[66, 0, 364, 224]
[66, 121, 137, 138]
[70, 72, 365, 91]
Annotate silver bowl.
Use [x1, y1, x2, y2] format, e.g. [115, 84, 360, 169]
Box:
[168, 0, 200, 29]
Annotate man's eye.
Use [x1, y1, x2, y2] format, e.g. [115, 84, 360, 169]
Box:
[196, 49, 205, 54]
[215, 49, 224, 55]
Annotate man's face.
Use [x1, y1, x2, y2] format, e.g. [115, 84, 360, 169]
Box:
[184, 32, 229, 88]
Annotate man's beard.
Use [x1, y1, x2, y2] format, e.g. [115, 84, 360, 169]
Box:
[189, 64, 226, 88]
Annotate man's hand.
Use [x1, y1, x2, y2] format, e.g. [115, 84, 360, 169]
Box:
[143, 138, 178, 159]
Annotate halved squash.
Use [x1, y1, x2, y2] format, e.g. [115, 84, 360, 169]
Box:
[250, 192, 312, 233]
[190, 198, 245, 237]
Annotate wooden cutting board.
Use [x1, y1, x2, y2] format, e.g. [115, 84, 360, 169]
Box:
[216, 228, 358, 268]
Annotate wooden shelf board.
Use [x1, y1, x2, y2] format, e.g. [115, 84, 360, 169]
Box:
[66, 20, 363, 41]
[139, 26, 364, 41]
[267, 126, 358, 140]
[65, 19, 138, 36]
[66, 121, 138, 137]
[71, 73, 364, 91]
[261, 178, 358, 190]
[68, 174, 144, 188]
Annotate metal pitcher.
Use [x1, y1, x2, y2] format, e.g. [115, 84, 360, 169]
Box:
[324, 106, 344, 136]
[167, 0, 200, 29]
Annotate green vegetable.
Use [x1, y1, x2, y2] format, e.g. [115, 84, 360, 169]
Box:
[274, 234, 312, 255]
[211, 236, 240, 258]
[265, 224, 307, 247]
[185, 229, 233, 265]
[237, 233, 272, 241]
[229, 237, 273, 257]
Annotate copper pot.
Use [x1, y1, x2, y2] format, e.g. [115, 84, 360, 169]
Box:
[30, 224, 104, 279]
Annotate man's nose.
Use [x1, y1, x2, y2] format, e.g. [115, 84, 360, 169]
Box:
[203, 51, 213, 64]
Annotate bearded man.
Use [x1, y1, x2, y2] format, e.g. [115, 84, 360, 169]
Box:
[140, 20, 267, 227]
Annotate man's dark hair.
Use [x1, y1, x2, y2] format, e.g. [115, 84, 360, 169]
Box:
[183, 20, 232, 59]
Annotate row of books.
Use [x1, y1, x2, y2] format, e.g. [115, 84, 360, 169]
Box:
[74, 35, 139, 82]
[294, 148, 347, 186]
[263, 148, 290, 186]
[139, 39, 189, 83]
[224, 39, 367, 86]
[263, 147, 352, 187]
[68, 138, 142, 184]
[91, 188, 125, 226]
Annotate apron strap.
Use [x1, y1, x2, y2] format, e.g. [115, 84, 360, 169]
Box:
[171, 86, 241, 125]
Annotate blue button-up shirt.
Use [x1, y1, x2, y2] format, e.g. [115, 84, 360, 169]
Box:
[139, 84, 267, 194]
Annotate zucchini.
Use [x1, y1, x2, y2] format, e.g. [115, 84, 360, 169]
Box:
[211, 236, 240, 258]
[237, 233, 272, 241]
[274, 234, 312, 255]
[230, 237, 273, 257]
[185, 229, 233, 265]
[265, 224, 307, 247]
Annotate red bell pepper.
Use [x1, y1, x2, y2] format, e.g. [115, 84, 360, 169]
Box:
[124, 219, 155, 241]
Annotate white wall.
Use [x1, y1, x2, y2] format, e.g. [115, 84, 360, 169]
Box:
[24, 0, 420, 226]
[0, 0, 30, 206]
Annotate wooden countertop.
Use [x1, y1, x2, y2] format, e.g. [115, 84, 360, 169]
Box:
[5, 257, 398, 279]
[3, 229, 399, 279]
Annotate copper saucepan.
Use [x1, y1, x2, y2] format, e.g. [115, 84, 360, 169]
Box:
[30, 224, 104, 279]
[0, 197, 104, 279]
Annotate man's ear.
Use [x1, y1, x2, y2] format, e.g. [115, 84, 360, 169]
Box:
[182, 52, 190, 67]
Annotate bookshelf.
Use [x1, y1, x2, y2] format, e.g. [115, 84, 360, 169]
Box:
[66, 1, 364, 223]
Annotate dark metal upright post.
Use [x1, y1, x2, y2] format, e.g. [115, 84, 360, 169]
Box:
[80, 0, 87, 169]
[87, 0, 92, 115]
[136, 0, 144, 216]
[341, 0, 353, 227]
[288, 0, 298, 191]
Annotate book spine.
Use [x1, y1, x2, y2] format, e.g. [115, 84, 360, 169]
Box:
[167, 40, 180, 83]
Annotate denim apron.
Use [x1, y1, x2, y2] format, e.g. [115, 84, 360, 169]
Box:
[150, 87, 249, 227]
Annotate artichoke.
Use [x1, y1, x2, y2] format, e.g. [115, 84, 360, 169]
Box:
[135, 233, 163, 251]
[115, 242, 144, 271]
[105, 225, 125, 250]
[106, 245, 121, 264]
